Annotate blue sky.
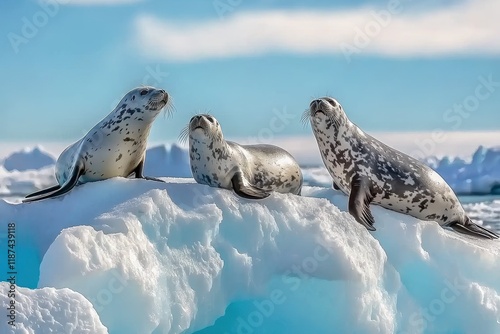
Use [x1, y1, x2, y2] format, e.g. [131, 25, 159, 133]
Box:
[1, 0, 499, 148]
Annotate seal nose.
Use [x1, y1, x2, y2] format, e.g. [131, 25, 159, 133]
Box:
[162, 91, 169, 102]
[310, 99, 321, 111]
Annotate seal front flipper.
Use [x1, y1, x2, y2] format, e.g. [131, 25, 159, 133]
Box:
[333, 181, 340, 191]
[449, 218, 499, 239]
[24, 185, 61, 199]
[231, 171, 271, 200]
[22, 163, 84, 203]
[132, 159, 165, 183]
[348, 175, 376, 231]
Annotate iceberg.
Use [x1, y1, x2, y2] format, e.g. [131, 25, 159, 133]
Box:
[0, 165, 56, 199]
[1, 146, 55, 172]
[143, 144, 192, 178]
[2, 144, 500, 197]
[1, 178, 500, 334]
[421, 146, 500, 195]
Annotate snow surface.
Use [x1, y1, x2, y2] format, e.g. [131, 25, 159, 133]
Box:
[1, 177, 500, 334]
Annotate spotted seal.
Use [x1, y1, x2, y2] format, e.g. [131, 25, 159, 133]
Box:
[23, 86, 170, 203]
[305, 97, 498, 239]
[183, 114, 302, 198]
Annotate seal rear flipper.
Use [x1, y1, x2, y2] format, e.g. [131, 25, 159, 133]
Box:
[348, 175, 376, 231]
[143, 176, 165, 183]
[449, 219, 499, 239]
[132, 159, 165, 183]
[24, 185, 61, 199]
[231, 171, 271, 200]
[22, 164, 83, 203]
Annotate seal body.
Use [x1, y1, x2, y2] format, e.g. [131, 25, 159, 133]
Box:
[188, 114, 302, 198]
[307, 97, 498, 239]
[23, 86, 169, 202]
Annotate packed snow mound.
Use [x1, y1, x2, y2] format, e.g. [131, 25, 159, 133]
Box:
[0, 282, 108, 334]
[2, 178, 500, 334]
[1, 146, 55, 172]
[144, 144, 191, 178]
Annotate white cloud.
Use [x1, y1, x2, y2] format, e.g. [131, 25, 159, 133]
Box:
[134, 0, 500, 61]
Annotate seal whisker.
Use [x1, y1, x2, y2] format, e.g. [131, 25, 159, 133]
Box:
[163, 98, 175, 119]
[178, 124, 190, 145]
[301, 109, 311, 127]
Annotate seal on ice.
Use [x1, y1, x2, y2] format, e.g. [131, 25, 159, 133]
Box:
[23, 86, 170, 203]
[184, 114, 302, 199]
[306, 97, 498, 239]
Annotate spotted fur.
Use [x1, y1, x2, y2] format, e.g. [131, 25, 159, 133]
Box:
[307, 97, 498, 239]
[188, 114, 302, 197]
[23, 86, 169, 202]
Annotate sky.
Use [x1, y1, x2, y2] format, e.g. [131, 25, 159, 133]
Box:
[1, 0, 499, 161]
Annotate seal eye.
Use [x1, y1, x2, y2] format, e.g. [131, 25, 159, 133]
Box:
[140, 89, 148, 96]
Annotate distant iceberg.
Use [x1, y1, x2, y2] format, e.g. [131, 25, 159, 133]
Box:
[1, 178, 500, 333]
[1, 146, 55, 172]
[421, 145, 500, 195]
[1, 144, 500, 198]
[143, 144, 192, 178]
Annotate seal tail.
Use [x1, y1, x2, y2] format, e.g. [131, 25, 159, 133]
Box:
[449, 217, 499, 240]
[24, 185, 61, 199]
[22, 163, 83, 203]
